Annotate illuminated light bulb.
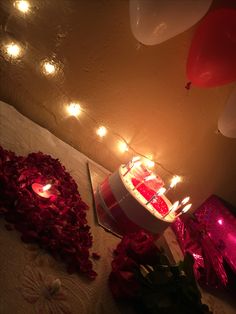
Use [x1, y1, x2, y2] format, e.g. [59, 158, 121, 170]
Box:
[118, 141, 129, 153]
[181, 196, 190, 205]
[170, 175, 181, 188]
[67, 103, 82, 117]
[14, 0, 30, 13]
[42, 184, 51, 192]
[42, 61, 56, 75]
[157, 187, 166, 196]
[96, 126, 107, 138]
[5, 43, 21, 58]
[182, 203, 192, 213]
[144, 158, 155, 169]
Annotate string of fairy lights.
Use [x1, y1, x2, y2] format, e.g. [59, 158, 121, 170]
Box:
[1, 0, 187, 194]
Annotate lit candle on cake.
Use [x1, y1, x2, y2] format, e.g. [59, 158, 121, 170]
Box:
[163, 200, 180, 218]
[146, 187, 166, 205]
[170, 175, 181, 189]
[133, 174, 156, 191]
[123, 156, 141, 176]
[181, 196, 190, 205]
[32, 183, 53, 198]
[175, 203, 192, 218]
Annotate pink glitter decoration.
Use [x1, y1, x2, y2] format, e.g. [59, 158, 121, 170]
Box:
[172, 195, 236, 288]
[194, 195, 236, 275]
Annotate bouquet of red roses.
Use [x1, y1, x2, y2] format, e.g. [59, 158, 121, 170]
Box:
[109, 230, 211, 314]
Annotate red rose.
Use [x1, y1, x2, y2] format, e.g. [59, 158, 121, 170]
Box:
[115, 231, 160, 265]
[109, 256, 140, 299]
[129, 231, 160, 265]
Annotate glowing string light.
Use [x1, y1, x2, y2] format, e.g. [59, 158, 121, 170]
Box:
[118, 141, 129, 153]
[144, 158, 155, 169]
[42, 61, 57, 76]
[96, 126, 107, 138]
[67, 103, 82, 117]
[14, 0, 30, 13]
[5, 43, 22, 58]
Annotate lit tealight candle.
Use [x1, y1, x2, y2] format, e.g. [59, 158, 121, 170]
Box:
[181, 196, 190, 205]
[32, 183, 53, 198]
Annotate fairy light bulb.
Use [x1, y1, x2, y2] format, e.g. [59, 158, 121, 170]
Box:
[42, 184, 51, 192]
[14, 0, 30, 13]
[43, 61, 56, 75]
[5, 43, 21, 58]
[67, 103, 82, 117]
[170, 175, 181, 188]
[181, 196, 190, 205]
[118, 141, 129, 153]
[144, 158, 155, 169]
[96, 126, 107, 138]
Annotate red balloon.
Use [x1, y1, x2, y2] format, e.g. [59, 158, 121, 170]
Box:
[186, 8, 236, 88]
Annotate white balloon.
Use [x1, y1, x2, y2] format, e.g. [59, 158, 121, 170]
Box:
[129, 0, 212, 45]
[218, 88, 236, 138]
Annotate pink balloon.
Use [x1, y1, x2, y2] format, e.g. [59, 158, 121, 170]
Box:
[186, 8, 236, 88]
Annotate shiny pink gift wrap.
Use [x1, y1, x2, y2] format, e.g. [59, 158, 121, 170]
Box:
[172, 195, 236, 287]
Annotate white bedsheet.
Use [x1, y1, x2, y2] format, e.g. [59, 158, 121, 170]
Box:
[0, 101, 129, 314]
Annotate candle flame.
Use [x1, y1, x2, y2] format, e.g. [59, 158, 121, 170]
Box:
[131, 156, 141, 163]
[5, 43, 22, 58]
[132, 161, 141, 168]
[170, 175, 181, 188]
[157, 187, 166, 196]
[144, 174, 156, 181]
[143, 158, 155, 169]
[14, 1, 30, 13]
[182, 203, 192, 213]
[171, 201, 180, 212]
[42, 184, 52, 192]
[181, 196, 190, 205]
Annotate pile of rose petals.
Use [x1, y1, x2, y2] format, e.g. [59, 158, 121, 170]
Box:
[0, 146, 98, 279]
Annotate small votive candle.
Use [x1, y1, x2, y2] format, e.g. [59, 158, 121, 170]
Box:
[32, 183, 53, 198]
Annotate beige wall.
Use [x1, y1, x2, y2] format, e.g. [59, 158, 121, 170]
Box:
[0, 0, 236, 209]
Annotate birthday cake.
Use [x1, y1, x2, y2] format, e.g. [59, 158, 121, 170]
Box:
[97, 160, 176, 237]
